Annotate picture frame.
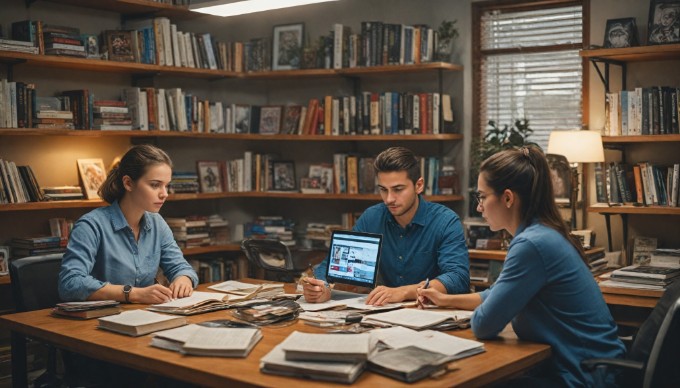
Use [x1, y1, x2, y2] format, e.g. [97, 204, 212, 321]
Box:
[281, 105, 302, 134]
[259, 105, 283, 135]
[197, 160, 223, 193]
[82, 33, 100, 58]
[648, 0, 680, 45]
[604, 18, 639, 48]
[104, 30, 135, 62]
[273, 161, 296, 191]
[308, 163, 334, 193]
[0, 246, 9, 275]
[272, 23, 304, 70]
[545, 153, 572, 206]
[233, 104, 251, 134]
[77, 158, 107, 200]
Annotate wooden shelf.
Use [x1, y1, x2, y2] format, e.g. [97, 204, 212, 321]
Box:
[588, 203, 680, 215]
[182, 244, 242, 255]
[602, 134, 680, 143]
[0, 128, 463, 142]
[39, 0, 201, 20]
[580, 44, 680, 62]
[0, 276, 10, 285]
[468, 249, 507, 261]
[0, 51, 462, 80]
[0, 193, 464, 212]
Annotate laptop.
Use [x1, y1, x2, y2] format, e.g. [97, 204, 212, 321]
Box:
[325, 230, 383, 288]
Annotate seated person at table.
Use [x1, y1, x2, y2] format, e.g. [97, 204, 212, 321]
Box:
[418, 146, 625, 386]
[303, 146, 469, 305]
[59, 144, 198, 303]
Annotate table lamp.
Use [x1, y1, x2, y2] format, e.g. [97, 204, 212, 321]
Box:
[547, 130, 605, 230]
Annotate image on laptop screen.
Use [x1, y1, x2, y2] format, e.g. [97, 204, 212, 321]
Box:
[325, 230, 383, 288]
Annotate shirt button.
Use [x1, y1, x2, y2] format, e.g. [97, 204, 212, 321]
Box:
[399, 256, 402, 260]
[400, 276, 403, 279]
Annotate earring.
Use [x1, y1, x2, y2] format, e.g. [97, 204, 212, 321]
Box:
[506, 203, 511, 208]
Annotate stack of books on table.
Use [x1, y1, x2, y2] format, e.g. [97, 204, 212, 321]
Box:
[52, 300, 120, 319]
[586, 247, 608, 275]
[600, 248, 680, 290]
[151, 324, 262, 357]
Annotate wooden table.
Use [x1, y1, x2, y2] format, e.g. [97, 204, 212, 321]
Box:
[0, 282, 551, 388]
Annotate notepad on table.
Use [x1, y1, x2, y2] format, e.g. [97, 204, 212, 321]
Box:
[97, 310, 187, 336]
[280, 331, 372, 363]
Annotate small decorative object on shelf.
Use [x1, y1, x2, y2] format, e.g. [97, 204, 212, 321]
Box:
[197, 160, 223, 193]
[272, 23, 304, 70]
[435, 19, 459, 62]
[76, 158, 106, 200]
[273, 161, 296, 191]
[604, 17, 639, 48]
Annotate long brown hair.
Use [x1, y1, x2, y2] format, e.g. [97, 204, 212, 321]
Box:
[98, 144, 173, 204]
[479, 146, 585, 263]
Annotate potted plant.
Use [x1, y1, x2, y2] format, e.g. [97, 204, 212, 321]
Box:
[469, 119, 537, 213]
[435, 19, 459, 62]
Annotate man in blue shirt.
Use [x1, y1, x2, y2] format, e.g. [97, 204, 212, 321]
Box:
[303, 147, 469, 305]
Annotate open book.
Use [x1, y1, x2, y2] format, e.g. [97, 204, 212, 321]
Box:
[280, 331, 372, 362]
[146, 291, 236, 315]
[207, 280, 285, 299]
[363, 308, 473, 330]
[97, 310, 186, 336]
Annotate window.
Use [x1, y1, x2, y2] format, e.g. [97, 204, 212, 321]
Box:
[473, 1, 586, 149]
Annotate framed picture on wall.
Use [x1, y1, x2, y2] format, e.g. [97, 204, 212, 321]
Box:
[77, 158, 107, 200]
[272, 23, 304, 70]
[604, 18, 639, 48]
[648, 0, 680, 44]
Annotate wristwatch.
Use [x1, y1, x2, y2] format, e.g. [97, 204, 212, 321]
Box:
[123, 285, 132, 303]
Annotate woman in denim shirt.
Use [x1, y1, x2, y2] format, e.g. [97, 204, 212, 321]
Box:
[418, 146, 625, 387]
[59, 144, 198, 304]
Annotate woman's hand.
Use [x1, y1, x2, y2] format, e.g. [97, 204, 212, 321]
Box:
[169, 276, 194, 299]
[302, 278, 331, 303]
[417, 287, 452, 308]
[129, 284, 173, 304]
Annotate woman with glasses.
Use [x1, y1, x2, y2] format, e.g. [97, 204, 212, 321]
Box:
[418, 146, 625, 387]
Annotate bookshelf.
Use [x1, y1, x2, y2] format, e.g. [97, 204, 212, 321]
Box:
[0, 0, 466, 290]
[581, 44, 680, 256]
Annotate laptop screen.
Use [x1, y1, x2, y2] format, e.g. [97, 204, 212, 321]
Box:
[325, 230, 383, 288]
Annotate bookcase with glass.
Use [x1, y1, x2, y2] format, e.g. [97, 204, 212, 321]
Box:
[0, 0, 466, 287]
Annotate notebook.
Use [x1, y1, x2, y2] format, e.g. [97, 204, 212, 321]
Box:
[325, 230, 383, 288]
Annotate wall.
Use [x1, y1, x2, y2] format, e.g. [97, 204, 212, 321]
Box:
[586, 0, 680, 253]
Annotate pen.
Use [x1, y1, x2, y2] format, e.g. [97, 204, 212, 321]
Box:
[417, 278, 430, 308]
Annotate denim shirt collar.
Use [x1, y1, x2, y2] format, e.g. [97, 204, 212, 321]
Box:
[386, 195, 428, 228]
[109, 201, 151, 232]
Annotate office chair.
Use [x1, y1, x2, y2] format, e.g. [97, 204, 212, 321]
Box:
[241, 239, 316, 282]
[581, 280, 680, 388]
[9, 253, 65, 388]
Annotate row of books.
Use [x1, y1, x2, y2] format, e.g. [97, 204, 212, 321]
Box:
[164, 214, 230, 249]
[0, 159, 43, 204]
[244, 216, 296, 247]
[604, 86, 680, 136]
[188, 258, 240, 285]
[9, 235, 67, 258]
[330, 22, 441, 69]
[595, 162, 680, 207]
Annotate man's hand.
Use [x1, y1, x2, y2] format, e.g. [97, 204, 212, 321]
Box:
[129, 284, 173, 304]
[365, 285, 408, 306]
[301, 278, 331, 303]
[169, 276, 194, 299]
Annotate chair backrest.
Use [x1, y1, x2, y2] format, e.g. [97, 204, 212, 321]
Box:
[627, 279, 680, 387]
[241, 239, 294, 272]
[9, 253, 64, 312]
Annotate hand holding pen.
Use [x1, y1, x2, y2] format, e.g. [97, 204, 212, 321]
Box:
[416, 278, 431, 309]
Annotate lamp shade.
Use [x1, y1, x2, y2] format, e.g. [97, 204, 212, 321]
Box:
[546, 130, 605, 163]
[190, 0, 340, 17]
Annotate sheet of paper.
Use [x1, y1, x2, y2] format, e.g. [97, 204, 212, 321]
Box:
[183, 326, 260, 350]
[281, 331, 370, 355]
[363, 308, 450, 329]
[207, 280, 259, 292]
[99, 309, 178, 326]
[153, 324, 201, 342]
[296, 290, 366, 311]
[369, 326, 484, 359]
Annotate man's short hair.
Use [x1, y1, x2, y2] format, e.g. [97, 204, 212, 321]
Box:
[374, 147, 421, 184]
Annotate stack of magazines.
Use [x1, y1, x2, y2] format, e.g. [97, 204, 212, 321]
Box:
[600, 248, 680, 290]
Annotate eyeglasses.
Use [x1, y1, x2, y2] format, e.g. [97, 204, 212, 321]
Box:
[474, 191, 491, 207]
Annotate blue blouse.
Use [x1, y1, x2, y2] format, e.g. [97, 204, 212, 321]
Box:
[473, 220, 625, 386]
[315, 196, 469, 293]
[58, 201, 198, 301]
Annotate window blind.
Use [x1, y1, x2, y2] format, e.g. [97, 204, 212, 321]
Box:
[479, 4, 583, 149]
